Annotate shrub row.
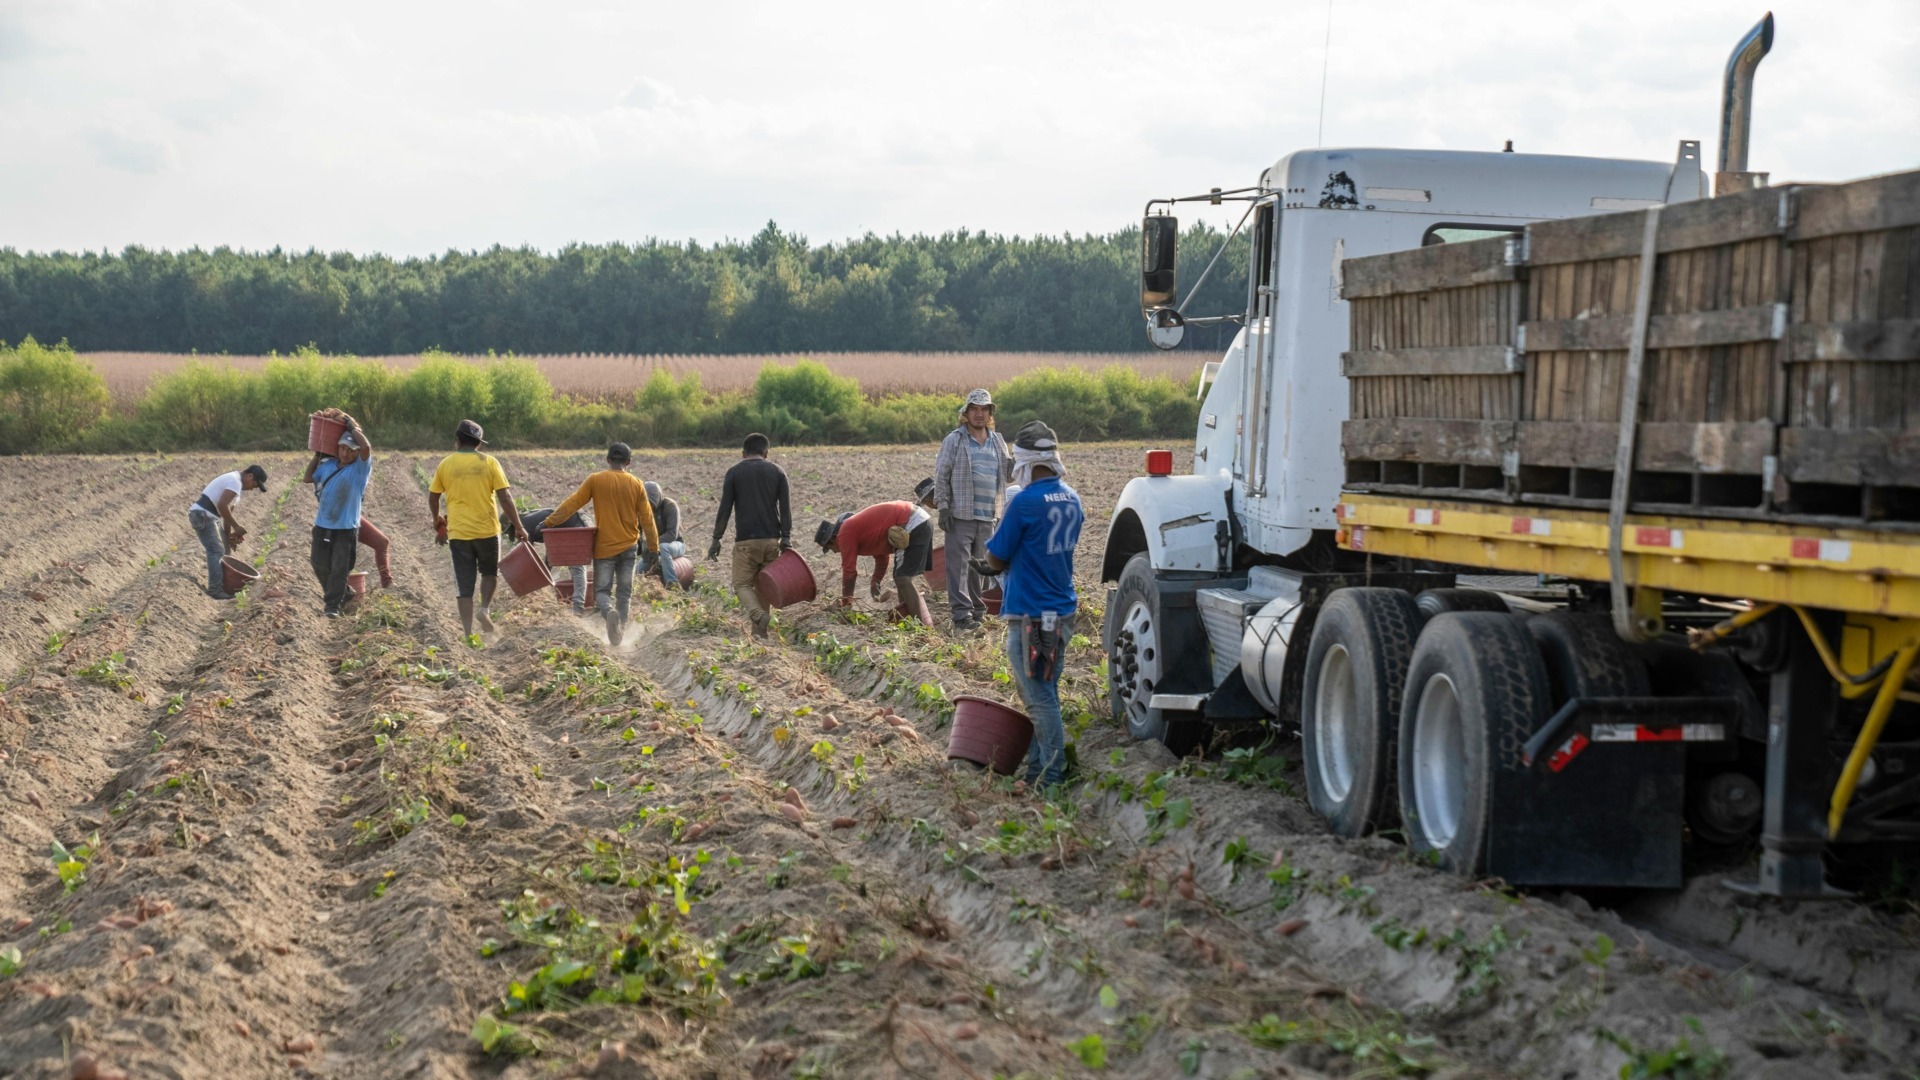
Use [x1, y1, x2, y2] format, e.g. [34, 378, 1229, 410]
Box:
[0, 339, 1200, 454]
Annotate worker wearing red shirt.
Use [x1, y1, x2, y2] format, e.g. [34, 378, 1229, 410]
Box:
[815, 497, 935, 627]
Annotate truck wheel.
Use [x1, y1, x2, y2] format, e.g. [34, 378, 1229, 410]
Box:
[1397, 613, 1552, 874]
[1301, 588, 1421, 836]
[1107, 553, 1207, 755]
[1527, 612, 1650, 702]
[1415, 588, 1510, 621]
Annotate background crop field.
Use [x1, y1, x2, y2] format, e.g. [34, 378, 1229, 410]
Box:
[81, 351, 1198, 409]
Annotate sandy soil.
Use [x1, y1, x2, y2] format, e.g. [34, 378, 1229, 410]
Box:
[0, 447, 1914, 1080]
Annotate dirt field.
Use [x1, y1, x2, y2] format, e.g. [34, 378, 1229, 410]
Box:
[1, 446, 1915, 1080]
[79, 353, 1190, 407]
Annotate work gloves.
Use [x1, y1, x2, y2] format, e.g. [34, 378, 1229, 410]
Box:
[938, 509, 953, 532]
[968, 557, 996, 579]
[707, 538, 723, 561]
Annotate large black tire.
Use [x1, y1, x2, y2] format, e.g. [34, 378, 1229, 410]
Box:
[1527, 612, 1650, 703]
[1106, 553, 1209, 755]
[1396, 612, 1552, 875]
[1415, 588, 1511, 621]
[1301, 588, 1422, 837]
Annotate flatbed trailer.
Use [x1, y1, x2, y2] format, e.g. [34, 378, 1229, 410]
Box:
[1328, 169, 1920, 897]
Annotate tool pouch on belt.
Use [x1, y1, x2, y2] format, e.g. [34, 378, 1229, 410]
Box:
[1026, 612, 1064, 682]
[886, 525, 911, 550]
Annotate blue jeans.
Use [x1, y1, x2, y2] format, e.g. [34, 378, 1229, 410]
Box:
[649, 540, 687, 588]
[1006, 614, 1073, 786]
[188, 507, 226, 592]
[566, 564, 588, 612]
[594, 545, 638, 645]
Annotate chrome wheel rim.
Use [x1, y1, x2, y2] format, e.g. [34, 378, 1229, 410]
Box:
[1110, 599, 1160, 731]
[1411, 673, 1466, 850]
[1314, 644, 1358, 802]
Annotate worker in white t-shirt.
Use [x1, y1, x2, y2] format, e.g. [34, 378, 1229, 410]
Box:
[188, 463, 268, 599]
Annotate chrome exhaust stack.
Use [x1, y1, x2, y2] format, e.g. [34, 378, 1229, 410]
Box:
[1716, 12, 1775, 195]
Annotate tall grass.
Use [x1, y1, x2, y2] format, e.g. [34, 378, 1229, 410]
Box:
[0, 343, 1199, 453]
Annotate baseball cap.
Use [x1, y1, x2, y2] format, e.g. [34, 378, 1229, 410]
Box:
[607, 441, 632, 462]
[244, 464, 268, 487]
[1014, 420, 1058, 452]
[455, 419, 486, 444]
[337, 430, 361, 450]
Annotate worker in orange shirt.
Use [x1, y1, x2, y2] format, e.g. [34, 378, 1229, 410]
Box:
[815, 493, 935, 628]
[541, 442, 660, 648]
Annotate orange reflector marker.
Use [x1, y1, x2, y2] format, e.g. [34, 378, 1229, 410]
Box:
[1145, 450, 1174, 476]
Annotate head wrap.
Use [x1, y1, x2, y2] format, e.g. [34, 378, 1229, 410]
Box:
[1010, 420, 1064, 489]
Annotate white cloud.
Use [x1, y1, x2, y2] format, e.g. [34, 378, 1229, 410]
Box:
[0, 0, 1912, 255]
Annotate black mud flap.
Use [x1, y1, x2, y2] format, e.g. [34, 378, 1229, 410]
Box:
[1203, 665, 1269, 723]
[1488, 695, 1738, 888]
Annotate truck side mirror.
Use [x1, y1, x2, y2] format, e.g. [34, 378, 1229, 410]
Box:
[1141, 215, 1178, 310]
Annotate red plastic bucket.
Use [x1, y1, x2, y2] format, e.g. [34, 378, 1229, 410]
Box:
[499, 540, 553, 597]
[556, 570, 596, 605]
[754, 549, 817, 609]
[982, 585, 1003, 616]
[307, 413, 349, 454]
[671, 556, 694, 588]
[219, 556, 259, 595]
[948, 696, 1033, 775]
[543, 526, 597, 567]
[347, 571, 367, 597]
[929, 545, 944, 571]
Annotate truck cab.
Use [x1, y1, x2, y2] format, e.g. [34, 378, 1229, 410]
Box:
[1104, 144, 1701, 748]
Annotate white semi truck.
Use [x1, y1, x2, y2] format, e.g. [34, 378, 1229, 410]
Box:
[1102, 14, 1920, 895]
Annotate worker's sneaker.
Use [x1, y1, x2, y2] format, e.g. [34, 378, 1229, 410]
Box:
[207, 587, 234, 601]
[951, 618, 977, 634]
[325, 608, 342, 619]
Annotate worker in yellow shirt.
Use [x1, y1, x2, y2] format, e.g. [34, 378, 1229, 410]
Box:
[541, 442, 659, 648]
[428, 419, 529, 636]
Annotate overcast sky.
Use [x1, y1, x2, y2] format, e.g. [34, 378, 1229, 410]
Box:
[2, 0, 1914, 257]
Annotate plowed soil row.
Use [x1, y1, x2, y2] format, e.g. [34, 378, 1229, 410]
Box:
[0, 449, 1914, 1080]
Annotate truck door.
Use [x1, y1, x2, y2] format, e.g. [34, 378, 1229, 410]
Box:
[1239, 200, 1279, 496]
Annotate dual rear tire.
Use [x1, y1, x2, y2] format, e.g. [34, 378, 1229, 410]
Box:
[1303, 593, 1573, 877]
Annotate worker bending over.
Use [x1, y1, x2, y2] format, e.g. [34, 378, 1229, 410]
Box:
[816, 493, 936, 629]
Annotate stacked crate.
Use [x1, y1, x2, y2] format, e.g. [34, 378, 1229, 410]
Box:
[1341, 170, 1919, 526]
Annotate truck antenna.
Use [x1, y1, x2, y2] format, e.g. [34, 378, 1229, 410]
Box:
[1316, 0, 1335, 146]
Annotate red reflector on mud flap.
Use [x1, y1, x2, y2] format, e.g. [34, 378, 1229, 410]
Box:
[1546, 733, 1590, 773]
[1145, 450, 1174, 476]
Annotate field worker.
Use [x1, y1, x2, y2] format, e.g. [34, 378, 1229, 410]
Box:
[428, 419, 529, 636]
[541, 443, 659, 648]
[504, 503, 590, 615]
[974, 420, 1083, 789]
[642, 480, 688, 589]
[709, 432, 792, 640]
[188, 462, 267, 600]
[816, 494, 936, 628]
[302, 451, 395, 592]
[307, 409, 374, 619]
[933, 388, 1011, 632]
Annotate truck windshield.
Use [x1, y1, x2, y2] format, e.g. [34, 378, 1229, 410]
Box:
[1422, 223, 1522, 246]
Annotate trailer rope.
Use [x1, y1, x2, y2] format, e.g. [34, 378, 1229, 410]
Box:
[1607, 205, 1664, 644]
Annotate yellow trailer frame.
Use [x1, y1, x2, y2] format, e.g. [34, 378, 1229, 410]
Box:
[1337, 493, 1920, 840]
[1336, 495, 1920, 620]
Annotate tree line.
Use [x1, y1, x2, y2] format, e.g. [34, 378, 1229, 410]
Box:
[0, 223, 1252, 356]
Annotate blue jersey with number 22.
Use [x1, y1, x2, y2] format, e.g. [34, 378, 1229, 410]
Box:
[986, 475, 1083, 618]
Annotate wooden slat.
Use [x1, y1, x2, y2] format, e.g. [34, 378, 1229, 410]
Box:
[1340, 346, 1519, 377]
[1790, 171, 1920, 241]
[1522, 304, 1785, 352]
[1342, 418, 1513, 467]
[1787, 320, 1920, 362]
[1513, 420, 1775, 473]
[1341, 237, 1516, 299]
[1526, 185, 1784, 265]
[1781, 428, 1920, 486]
